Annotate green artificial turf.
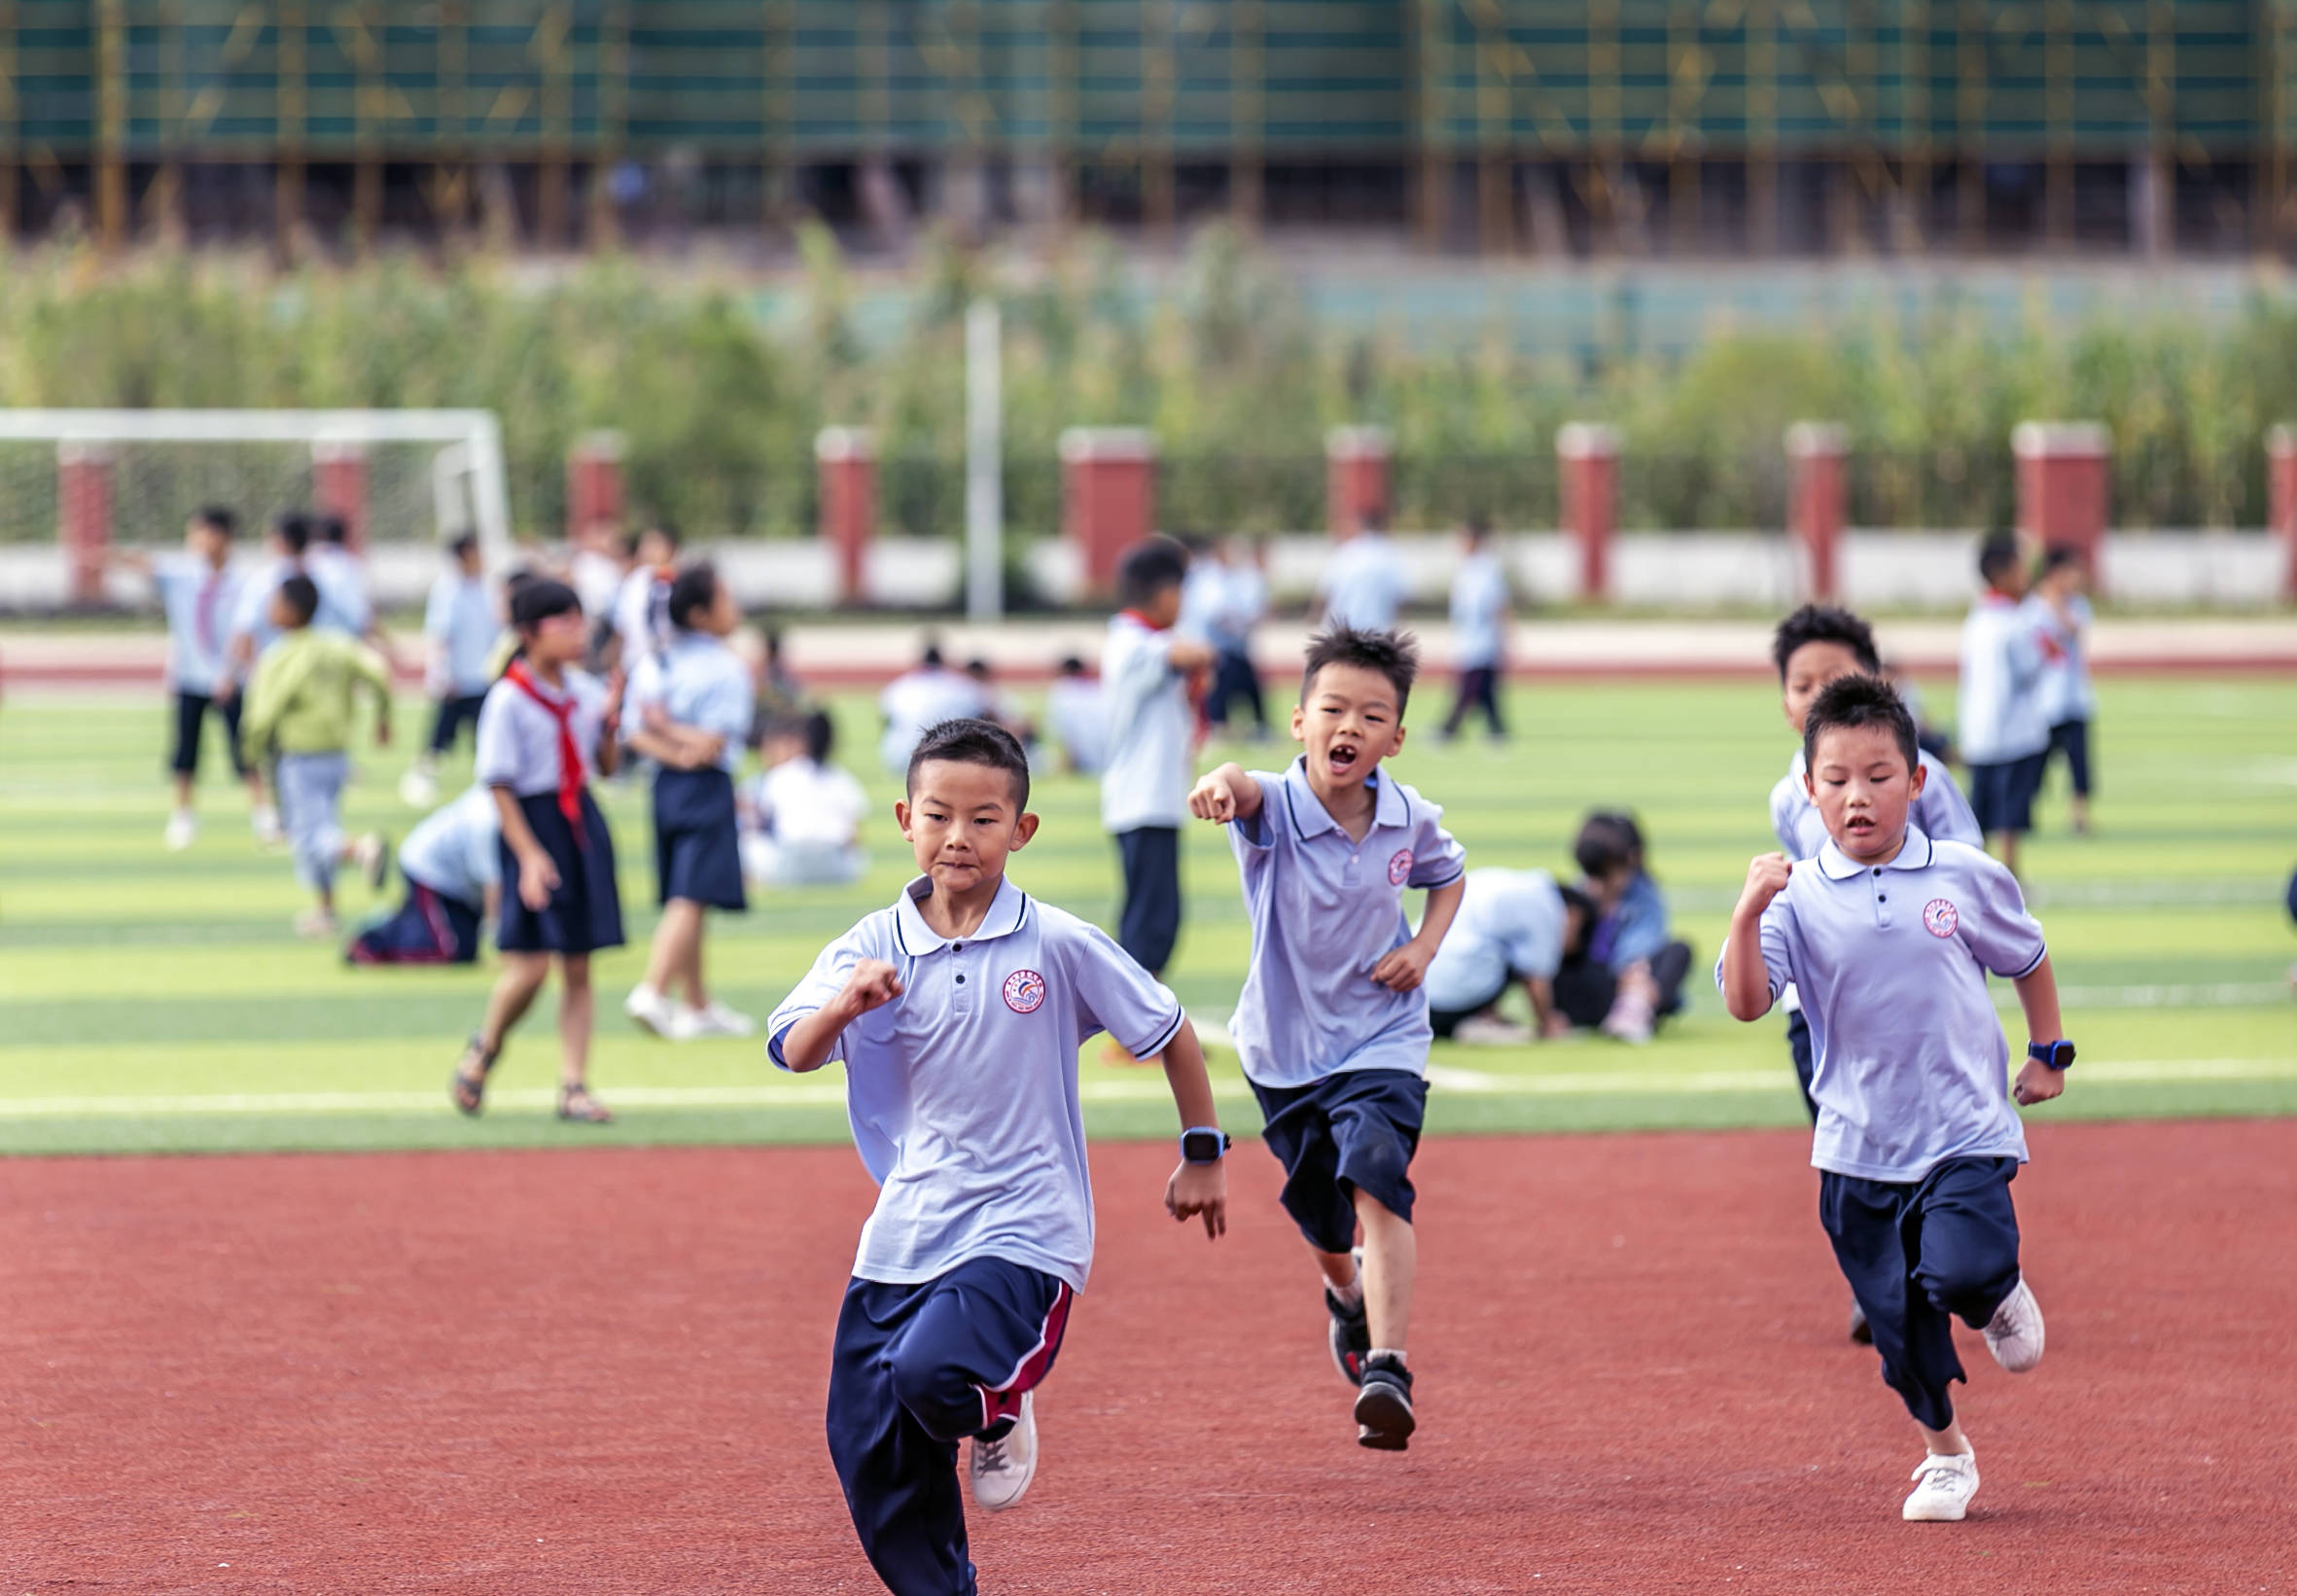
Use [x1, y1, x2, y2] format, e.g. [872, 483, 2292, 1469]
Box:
[1, 676, 2291, 1156]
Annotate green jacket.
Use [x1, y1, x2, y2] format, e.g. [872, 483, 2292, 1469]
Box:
[240, 628, 391, 760]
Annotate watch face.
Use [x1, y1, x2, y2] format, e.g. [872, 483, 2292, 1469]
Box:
[1182, 1130, 1224, 1162]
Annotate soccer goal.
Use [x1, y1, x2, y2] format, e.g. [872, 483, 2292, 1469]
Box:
[0, 408, 513, 606]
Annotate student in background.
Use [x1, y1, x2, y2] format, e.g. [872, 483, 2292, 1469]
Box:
[307, 514, 374, 640]
[348, 783, 499, 965]
[238, 574, 393, 937]
[1205, 535, 1271, 737]
[567, 519, 628, 662]
[403, 532, 500, 808]
[610, 522, 682, 673]
[878, 641, 988, 775]
[1560, 811, 1692, 1044]
[1045, 656, 1108, 775]
[225, 514, 314, 821]
[1883, 657, 1954, 765]
[966, 656, 1038, 750]
[1440, 517, 1508, 741]
[1959, 532, 2051, 876]
[752, 623, 806, 726]
[2028, 546, 2098, 836]
[1422, 869, 1594, 1045]
[111, 505, 271, 850]
[1103, 537, 1217, 1003]
[741, 709, 868, 890]
[1317, 507, 1410, 632]
[623, 562, 757, 1042]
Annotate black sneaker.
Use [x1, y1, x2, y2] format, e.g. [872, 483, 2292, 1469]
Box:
[1325, 1286, 1370, 1387]
[1849, 1300, 1874, 1345]
[1354, 1353, 1416, 1451]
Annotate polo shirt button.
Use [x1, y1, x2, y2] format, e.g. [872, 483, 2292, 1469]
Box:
[955, 975, 966, 984]
[1877, 893, 1887, 902]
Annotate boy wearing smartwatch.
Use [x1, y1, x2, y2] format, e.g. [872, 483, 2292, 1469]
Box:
[768, 719, 1227, 1596]
[1718, 674, 2071, 1526]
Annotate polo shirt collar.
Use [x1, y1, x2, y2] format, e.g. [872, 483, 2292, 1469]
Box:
[894, 873, 1030, 955]
[1281, 756, 1407, 839]
[1816, 824, 1935, 880]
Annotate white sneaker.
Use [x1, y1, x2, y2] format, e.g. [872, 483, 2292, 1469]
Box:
[398, 766, 441, 808]
[251, 803, 286, 847]
[673, 1001, 756, 1040]
[292, 906, 338, 939]
[1453, 1015, 1533, 1046]
[1902, 1448, 1979, 1522]
[163, 810, 196, 852]
[624, 984, 679, 1038]
[969, 1392, 1039, 1512]
[1983, 1278, 2045, 1373]
[351, 831, 391, 890]
[1600, 990, 1655, 1044]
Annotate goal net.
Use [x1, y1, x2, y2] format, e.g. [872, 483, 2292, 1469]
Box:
[0, 409, 513, 610]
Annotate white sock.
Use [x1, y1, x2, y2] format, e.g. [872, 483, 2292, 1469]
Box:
[1327, 1274, 1363, 1311]
[1369, 1346, 1407, 1366]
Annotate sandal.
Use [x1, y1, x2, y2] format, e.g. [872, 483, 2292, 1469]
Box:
[556, 1083, 614, 1124]
[449, 1034, 500, 1117]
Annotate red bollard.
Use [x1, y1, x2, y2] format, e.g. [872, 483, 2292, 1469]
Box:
[1325, 426, 1393, 537]
[1787, 422, 1849, 602]
[312, 440, 371, 551]
[58, 442, 114, 607]
[2013, 422, 2109, 590]
[1557, 423, 1620, 604]
[566, 431, 626, 541]
[1060, 427, 1156, 599]
[816, 427, 877, 608]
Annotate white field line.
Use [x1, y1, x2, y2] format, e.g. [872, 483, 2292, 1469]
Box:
[4, 1057, 2289, 1118]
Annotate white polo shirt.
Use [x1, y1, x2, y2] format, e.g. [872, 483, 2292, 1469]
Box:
[627, 632, 755, 774]
[1100, 612, 1193, 832]
[1958, 593, 2051, 763]
[1225, 759, 1467, 1088]
[1320, 533, 1410, 631]
[1422, 868, 1567, 1014]
[425, 572, 501, 698]
[766, 874, 1184, 1292]
[1771, 747, 1983, 860]
[877, 666, 989, 775]
[1716, 826, 2046, 1183]
[745, 756, 868, 848]
[2027, 591, 2097, 726]
[473, 667, 610, 797]
[1448, 551, 1508, 668]
[397, 784, 502, 909]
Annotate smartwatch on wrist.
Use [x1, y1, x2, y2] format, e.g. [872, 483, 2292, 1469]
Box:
[2027, 1039, 2076, 1072]
[1180, 1127, 1230, 1164]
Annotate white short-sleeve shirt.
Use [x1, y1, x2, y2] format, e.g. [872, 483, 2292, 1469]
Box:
[474, 667, 609, 796]
[1448, 551, 1508, 668]
[1224, 759, 1467, 1088]
[227, 555, 297, 660]
[397, 784, 503, 908]
[153, 554, 242, 694]
[2028, 591, 2097, 726]
[425, 573, 501, 697]
[1958, 594, 2051, 763]
[1423, 868, 1567, 1013]
[1099, 613, 1193, 832]
[1047, 676, 1108, 774]
[1320, 533, 1410, 632]
[746, 756, 869, 848]
[626, 633, 755, 774]
[765, 875, 1185, 1292]
[877, 667, 990, 775]
[1714, 826, 2046, 1183]
[307, 546, 371, 636]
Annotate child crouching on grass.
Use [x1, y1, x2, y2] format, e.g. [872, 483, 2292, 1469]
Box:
[1718, 673, 2072, 1523]
[450, 579, 623, 1125]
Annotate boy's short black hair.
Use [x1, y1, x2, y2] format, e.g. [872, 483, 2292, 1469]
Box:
[274, 511, 313, 554]
[801, 708, 835, 763]
[1116, 534, 1190, 611]
[1463, 514, 1492, 541]
[1057, 655, 1086, 676]
[1359, 506, 1389, 535]
[446, 529, 479, 560]
[2041, 543, 2086, 575]
[1977, 530, 2024, 586]
[1772, 603, 1882, 679]
[966, 656, 994, 681]
[1573, 811, 1644, 880]
[194, 505, 237, 538]
[1802, 673, 1920, 775]
[317, 514, 350, 547]
[276, 573, 320, 625]
[509, 576, 582, 631]
[921, 640, 945, 668]
[667, 561, 722, 630]
[1300, 624, 1420, 714]
[906, 717, 1031, 811]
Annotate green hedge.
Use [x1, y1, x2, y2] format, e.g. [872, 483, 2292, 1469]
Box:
[0, 228, 2289, 537]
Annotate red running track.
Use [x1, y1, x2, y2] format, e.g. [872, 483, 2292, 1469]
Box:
[3, 1120, 2292, 1594]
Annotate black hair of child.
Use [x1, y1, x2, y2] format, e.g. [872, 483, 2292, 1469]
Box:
[667, 561, 722, 631]
[194, 505, 238, 539]
[1977, 529, 2024, 586]
[2041, 543, 2086, 575]
[317, 514, 351, 547]
[906, 716, 1031, 812]
[275, 511, 314, 555]
[801, 708, 835, 763]
[1301, 623, 1421, 714]
[1057, 655, 1086, 676]
[921, 640, 946, 668]
[1359, 505, 1390, 534]
[510, 576, 583, 632]
[1771, 602, 1882, 679]
[446, 529, 479, 559]
[1801, 673, 1920, 776]
[1115, 534, 1190, 611]
[1573, 811, 1644, 880]
[966, 656, 994, 681]
[1463, 514, 1492, 541]
[277, 573, 321, 626]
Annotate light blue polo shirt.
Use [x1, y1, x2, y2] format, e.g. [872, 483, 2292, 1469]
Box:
[626, 632, 755, 774]
[307, 545, 371, 636]
[227, 555, 298, 660]
[1100, 612, 1193, 832]
[1423, 868, 1566, 1013]
[1771, 747, 1983, 860]
[1448, 550, 1507, 667]
[1226, 759, 1467, 1088]
[1716, 826, 2046, 1183]
[1320, 533, 1410, 631]
[1958, 593, 2051, 763]
[152, 553, 242, 694]
[767, 874, 1184, 1292]
[397, 784, 502, 909]
[425, 573, 501, 698]
[2027, 591, 2098, 726]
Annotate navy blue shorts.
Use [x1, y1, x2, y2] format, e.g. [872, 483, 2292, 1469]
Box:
[1250, 1069, 1427, 1255]
[1966, 752, 2047, 835]
[169, 690, 248, 779]
[347, 871, 482, 965]
[654, 766, 747, 912]
[427, 692, 488, 756]
[2045, 718, 2092, 798]
[496, 790, 624, 955]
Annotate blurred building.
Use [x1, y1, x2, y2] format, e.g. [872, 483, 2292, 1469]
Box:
[0, 2, 2285, 257]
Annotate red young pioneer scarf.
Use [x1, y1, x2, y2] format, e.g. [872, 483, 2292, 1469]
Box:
[503, 659, 586, 835]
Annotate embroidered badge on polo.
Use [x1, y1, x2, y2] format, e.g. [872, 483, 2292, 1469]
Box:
[1387, 848, 1414, 886]
[1923, 899, 1959, 938]
[1003, 969, 1047, 1013]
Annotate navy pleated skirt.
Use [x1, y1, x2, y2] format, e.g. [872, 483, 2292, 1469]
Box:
[497, 789, 624, 955]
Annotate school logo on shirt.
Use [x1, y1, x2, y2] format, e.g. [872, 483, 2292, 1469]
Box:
[1923, 899, 1960, 939]
[1387, 848, 1414, 886]
[1003, 969, 1047, 1014]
